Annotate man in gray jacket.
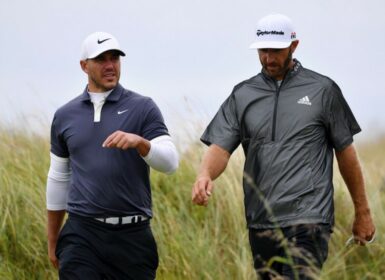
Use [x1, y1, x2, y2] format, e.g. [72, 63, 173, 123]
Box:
[192, 14, 375, 279]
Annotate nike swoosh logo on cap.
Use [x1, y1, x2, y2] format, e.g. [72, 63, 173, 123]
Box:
[97, 38, 111, 44]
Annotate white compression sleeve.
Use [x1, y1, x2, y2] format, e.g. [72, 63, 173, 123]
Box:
[46, 153, 71, 210]
[142, 135, 179, 174]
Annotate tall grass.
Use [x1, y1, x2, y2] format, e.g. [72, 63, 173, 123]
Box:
[0, 127, 384, 279]
[0, 128, 53, 279]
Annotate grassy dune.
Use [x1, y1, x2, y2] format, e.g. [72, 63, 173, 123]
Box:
[0, 127, 384, 279]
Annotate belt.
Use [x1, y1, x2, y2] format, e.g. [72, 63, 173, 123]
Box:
[94, 215, 148, 225]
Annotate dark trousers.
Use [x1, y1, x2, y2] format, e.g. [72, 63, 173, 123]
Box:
[56, 214, 159, 280]
[249, 224, 331, 280]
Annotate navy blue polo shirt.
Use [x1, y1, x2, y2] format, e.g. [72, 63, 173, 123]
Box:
[50, 84, 169, 218]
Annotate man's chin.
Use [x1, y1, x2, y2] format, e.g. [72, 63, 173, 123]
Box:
[103, 81, 118, 91]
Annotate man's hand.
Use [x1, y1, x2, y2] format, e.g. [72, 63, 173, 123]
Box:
[48, 240, 59, 269]
[191, 144, 231, 207]
[352, 210, 376, 245]
[192, 175, 214, 206]
[102, 130, 150, 156]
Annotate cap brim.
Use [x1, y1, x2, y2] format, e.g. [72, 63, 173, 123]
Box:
[249, 41, 292, 49]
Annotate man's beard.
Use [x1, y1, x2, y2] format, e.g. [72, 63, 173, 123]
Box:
[262, 50, 293, 80]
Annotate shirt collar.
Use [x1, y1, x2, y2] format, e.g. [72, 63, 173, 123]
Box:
[80, 83, 124, 102]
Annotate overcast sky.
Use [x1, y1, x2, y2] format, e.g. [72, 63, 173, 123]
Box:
[1, 0, 384, 142]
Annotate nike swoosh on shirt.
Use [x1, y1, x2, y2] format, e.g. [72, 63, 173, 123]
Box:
[97, 38, 111, 44]
[117, 109, 129, 115]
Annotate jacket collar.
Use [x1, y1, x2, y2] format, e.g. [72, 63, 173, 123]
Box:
[261, 59, 302, 84]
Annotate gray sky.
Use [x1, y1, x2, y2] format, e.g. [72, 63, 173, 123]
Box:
[1, 0, 384, 141]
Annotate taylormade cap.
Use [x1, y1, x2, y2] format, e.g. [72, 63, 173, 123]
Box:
[80, 32, 125, 60]
[249, 14, 297, 49]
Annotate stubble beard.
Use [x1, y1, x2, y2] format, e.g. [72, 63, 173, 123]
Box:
[262, 50, 293, 80]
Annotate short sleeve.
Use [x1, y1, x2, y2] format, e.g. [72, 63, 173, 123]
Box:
[50, 114, 69, 158]
[325, 82, 361, 151]
[141, 99, 169, 140]
[201, 93, 241, 154]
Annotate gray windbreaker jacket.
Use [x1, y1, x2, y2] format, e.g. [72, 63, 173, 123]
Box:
[201, 60, 361, 229]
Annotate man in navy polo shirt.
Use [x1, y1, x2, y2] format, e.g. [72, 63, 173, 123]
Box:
[46, 32, 179, 279]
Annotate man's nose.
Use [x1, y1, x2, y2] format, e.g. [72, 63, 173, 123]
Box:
[104, 59, 115, 69]
[265, 50, 276, 62]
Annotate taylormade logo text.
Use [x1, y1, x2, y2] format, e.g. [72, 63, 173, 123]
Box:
[257, 30, 284, 36]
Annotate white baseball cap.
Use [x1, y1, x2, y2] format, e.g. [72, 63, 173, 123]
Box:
[80, 32, 126, 60]
[249, 14, 297, 49]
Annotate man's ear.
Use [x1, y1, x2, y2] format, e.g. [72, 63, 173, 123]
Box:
[80, 60, 88, 74]
[290, 40, 299, 53]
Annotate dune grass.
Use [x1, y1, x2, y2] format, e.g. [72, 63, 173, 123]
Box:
[0, 127, 384, 279]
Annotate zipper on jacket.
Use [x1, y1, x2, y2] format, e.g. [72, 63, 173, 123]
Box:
[271, 82, 282, 141]
[269, 61, 299, 141]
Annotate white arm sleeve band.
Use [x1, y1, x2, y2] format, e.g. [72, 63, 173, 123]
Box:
[142, 135, 179, 174]
[46, 153, 71, 210]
